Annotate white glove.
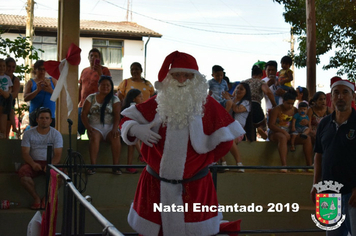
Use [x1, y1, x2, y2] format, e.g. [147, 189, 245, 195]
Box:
[128, 122, 162, 147]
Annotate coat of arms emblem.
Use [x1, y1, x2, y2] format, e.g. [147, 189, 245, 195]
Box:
[311, 181, 346, 231]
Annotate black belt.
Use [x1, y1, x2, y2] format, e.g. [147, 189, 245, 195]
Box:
[146, 165, 209, 184]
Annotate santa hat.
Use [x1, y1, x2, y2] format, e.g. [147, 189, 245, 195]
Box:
[330, 76, 342, 87]
[156, 51, 200, 89]
[330, 78, 355, 92]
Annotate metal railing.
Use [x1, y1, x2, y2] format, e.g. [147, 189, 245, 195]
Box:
[44, 119, 320, 235]
[50, 163, 319, 235]
[47, 163, 124, 236]
[46, 137, 317, 236]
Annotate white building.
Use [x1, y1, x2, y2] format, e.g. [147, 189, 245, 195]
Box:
[0, 14, 162, 86]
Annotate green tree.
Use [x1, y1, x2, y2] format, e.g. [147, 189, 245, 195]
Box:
[273, 0, 356, 81]
[0, 33, 43, 81]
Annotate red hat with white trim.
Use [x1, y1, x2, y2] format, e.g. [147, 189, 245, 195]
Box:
[330, 76, 342, 87]
[157, 51, 199, 82]
[330, 78, 355, 92]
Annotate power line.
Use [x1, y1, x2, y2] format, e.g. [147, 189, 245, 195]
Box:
[34, 2, 56, 10]
[218, 0, 256, 30]
[80, 11, 287, 32]
[90, 0, 101, 13]
[186, 0, 235, 54]
[168, 20, 288, 31]
[102, 0, 289, 35]
[157, 36, 286, 57]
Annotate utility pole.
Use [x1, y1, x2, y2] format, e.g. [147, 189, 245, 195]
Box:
[306, 0, 316, 96]
[25, 0, 34, 82]
[130, 0, 133, 21]
[126, 0, 130, 21]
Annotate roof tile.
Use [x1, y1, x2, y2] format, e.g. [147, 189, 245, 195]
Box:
[0, 14, 161, 38]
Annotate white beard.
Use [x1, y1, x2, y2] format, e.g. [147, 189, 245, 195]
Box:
[156, 73, 209, 129]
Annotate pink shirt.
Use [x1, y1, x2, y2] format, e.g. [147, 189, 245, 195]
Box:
[78, 66, 111, 107]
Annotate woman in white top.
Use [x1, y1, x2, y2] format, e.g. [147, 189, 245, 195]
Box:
[81, 76, 122, 175]
[223, 82, 253, 172]
[232, 83, 253, 133]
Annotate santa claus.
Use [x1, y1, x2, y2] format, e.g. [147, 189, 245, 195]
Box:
[120, 51, 245, 236]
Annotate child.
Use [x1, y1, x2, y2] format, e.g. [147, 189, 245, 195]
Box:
[221, 82, 253, 172]
[121, 89, 144, 174]
[290, 102, 309, 152]
[275, 56, 293, 104]
[0, 59, 13, 139]
[231, 82, 254, 141]
[208, 65, 232, 112]
[5, 57, 20, 138]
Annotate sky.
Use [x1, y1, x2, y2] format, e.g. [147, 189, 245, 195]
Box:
[1, 0, 340, 93]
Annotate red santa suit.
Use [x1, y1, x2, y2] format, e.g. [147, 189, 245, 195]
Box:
[120, 95, 245, 236]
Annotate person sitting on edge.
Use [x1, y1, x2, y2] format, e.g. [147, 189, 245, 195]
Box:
[78, 48, 111, 137]
[268, 90, 312, 172]
[208, 65, 233, 112]
[221, 82, 254, 172]
[81, 76, 122, 175]
[290, 102, 310, 152]
[18, 107, 63, 210]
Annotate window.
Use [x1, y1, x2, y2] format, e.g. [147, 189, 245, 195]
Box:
[33, 36, 57, 61]
[93, 39, 123, 68]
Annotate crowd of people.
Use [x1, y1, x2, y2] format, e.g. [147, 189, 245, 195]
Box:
[206, 56, 336, 172]
[3, 51, 354, 173]
[7, 49, 355, 235]
[78, 49, 154, 175]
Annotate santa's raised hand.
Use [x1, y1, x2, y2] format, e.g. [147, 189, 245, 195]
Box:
[128, 121, 161, 147]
